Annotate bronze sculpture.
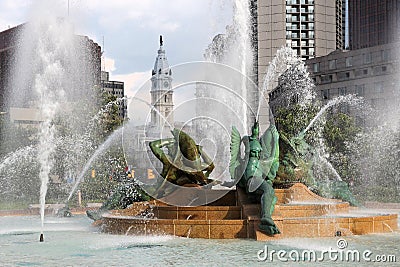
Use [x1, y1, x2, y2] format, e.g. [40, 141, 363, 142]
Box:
[227, 121, 280, 235]
[149, 128, 215, 196]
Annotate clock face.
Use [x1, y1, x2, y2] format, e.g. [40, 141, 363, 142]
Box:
[164, 81, 169, 88]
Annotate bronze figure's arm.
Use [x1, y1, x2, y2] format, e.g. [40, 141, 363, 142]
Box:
[149, 138, 175, 165]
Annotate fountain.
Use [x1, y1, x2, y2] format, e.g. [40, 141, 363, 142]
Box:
[0, 1, 399, 265]
[95, 28, 397, 245]
[0, 0, 106, 241]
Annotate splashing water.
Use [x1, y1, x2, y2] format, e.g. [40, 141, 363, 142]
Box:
[233, 0, 253, 128]
[303, 95, 363, 135]
[67, 126, 124, 202]
[5, 0, 100, 234]
[257, 47, 301, 118]
[22, 16, 75, 229]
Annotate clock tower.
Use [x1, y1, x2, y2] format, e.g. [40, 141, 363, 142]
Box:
[150, 35, 173, 128]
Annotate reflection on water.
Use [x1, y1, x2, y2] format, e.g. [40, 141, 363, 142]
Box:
[0, 215, 399, 266]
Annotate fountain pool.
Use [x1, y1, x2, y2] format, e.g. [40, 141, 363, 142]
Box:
[0, 215, 399, 266]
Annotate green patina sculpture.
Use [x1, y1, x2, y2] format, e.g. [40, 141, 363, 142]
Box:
[87, 179, 150, 221]
[149, 128, 215, 196]
[279, 130, 359, 206]
[228, 121, 280, 235]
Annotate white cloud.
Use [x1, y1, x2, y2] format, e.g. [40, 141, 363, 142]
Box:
[102, 57, 116, 73]
[112, 71, 150, 97]
[80, 0, 209, 32]
[0, 0, 29, 31]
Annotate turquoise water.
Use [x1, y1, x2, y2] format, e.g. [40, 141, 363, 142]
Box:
[0, 215, 399, 266]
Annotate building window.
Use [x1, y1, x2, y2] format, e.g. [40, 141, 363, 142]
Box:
[328, 59, 337, 70]
[355, 84, 365, 96]
[312, 62, 320, 73]
[374, 82, 384, 93]
[345, 57, 353, 67]
[339, 87, 347, 95]
[321, 89, 329, 100]
[320, 74, 332, 83]
[381, 50, 389, 61]
[363, 53, 372, 64]
[337, 72, 350, 81]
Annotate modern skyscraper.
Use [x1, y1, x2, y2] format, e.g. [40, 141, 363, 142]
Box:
[348, 0, 400, 50]
[257, 0, 343, 87]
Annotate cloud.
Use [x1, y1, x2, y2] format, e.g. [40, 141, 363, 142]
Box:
[102, 57, 116, 73]
[0, 0, 29, 31]
[111, 71, 150, 97]
[80, 0, 209, 32]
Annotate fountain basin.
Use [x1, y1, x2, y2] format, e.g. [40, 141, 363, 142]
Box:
[100, 183, 398, 241]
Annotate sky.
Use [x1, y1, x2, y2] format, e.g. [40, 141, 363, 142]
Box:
[0, 0, 233, 97]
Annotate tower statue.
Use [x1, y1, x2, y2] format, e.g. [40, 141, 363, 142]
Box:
[150, 36, 173, 129]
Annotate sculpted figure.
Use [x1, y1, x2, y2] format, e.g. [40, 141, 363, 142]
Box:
[280, 130, 359, 206]
[227, 121, 280, 235]
[149, 129, 215, 195]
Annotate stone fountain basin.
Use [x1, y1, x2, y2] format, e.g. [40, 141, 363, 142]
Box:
[100, 183, 398, 240]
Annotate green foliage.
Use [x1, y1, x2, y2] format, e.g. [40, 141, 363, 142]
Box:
[275, 104, 361, 183]
[0, 120, 37, 158]
[275, 104, 319, 141]
[98, 92, 124, 137]
[324, 113, 360, 154]
[0, 86, 127, 205]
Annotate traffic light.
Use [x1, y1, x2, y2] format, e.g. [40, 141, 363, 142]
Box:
[127, 169, 135, 178]
[147, 169, 155, 179]
[91, 169, 95, 178]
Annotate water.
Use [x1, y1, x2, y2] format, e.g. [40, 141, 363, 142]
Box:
[67, 127, 124, 202]
[258, 47, 304, 118]
[2, 0, 101, 232]
[303, 95, 362, 135]
[233, 0, 252, 129]
[0, 215, 398, 266]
